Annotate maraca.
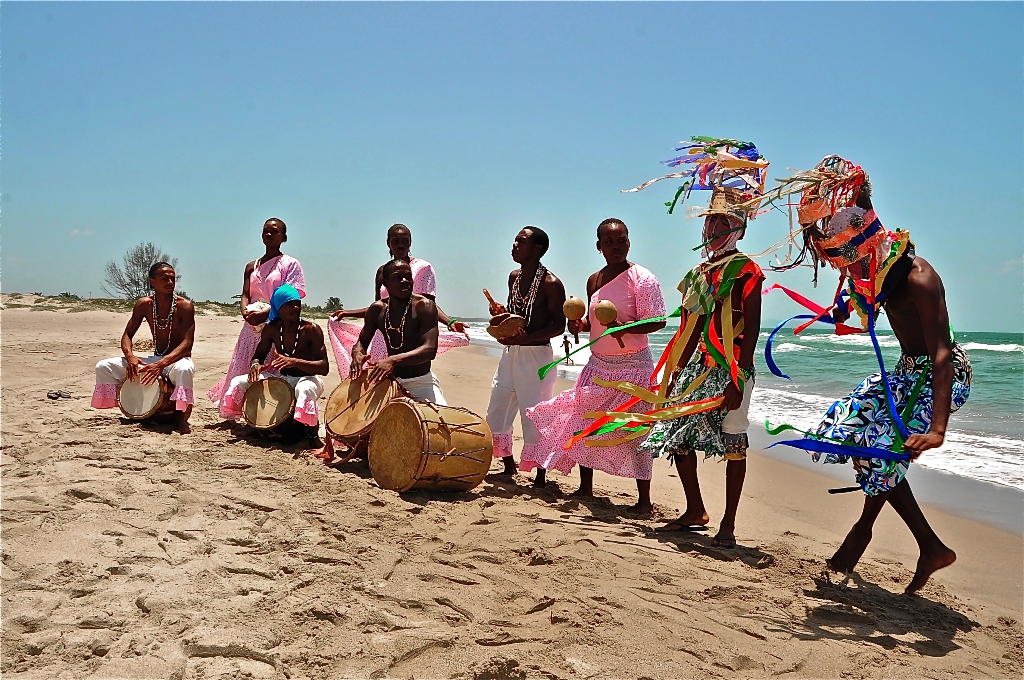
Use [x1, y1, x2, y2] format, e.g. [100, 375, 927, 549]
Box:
[562, 295, 586, 344]
[594, 300, 626, 348]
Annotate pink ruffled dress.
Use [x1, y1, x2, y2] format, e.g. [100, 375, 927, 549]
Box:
[207, 254, 306, 417]
[524, 265, 665, 480]
[327, 258, 469, 378]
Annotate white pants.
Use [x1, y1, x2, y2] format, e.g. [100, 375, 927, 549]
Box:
[397, 372, 447, 405]
[223, 372, 325, 426]
[721, 375, 754, 435]
[485, 345, 556, 457]
[92, 355, 195, 411]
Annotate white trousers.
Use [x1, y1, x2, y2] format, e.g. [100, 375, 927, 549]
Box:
[485, 345, 556, 447]
[397, 372, 447, 405]
[93, 355, 195, 411]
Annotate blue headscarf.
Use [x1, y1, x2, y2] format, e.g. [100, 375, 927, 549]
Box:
[269, 284, 301, 322]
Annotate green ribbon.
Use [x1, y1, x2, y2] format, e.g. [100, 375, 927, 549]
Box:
[537, 307, 683, 380]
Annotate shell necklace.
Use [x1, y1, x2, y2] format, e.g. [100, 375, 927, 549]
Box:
[508, 264, 546, 326]
[279, 320, 301, 356]
[383, 298, 409, 350]
[152, 295, 177, 356]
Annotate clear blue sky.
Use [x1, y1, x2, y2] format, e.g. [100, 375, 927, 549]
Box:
[5, 2, 1022, 331]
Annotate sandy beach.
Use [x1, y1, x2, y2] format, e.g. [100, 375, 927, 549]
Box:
[2, 303, 1021, 679]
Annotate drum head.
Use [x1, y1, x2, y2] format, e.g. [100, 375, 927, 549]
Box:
[117, 377, 165, 419]
[324, 375, 397, 439]
[243, 377, 296, 430]
[368, 398, 426, 492]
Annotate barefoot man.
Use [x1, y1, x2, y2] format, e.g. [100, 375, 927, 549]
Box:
[92, 262, 196, 434]
[220, 284, 330, 448]
[352, 259, 447, 404]
[784, 158, 971, 593]
[484, 227, 566, 485]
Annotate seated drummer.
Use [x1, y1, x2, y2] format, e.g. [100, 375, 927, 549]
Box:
[91, 262, 196, 434]
[352, 259, 446, 404]
[221, 284, 329, 447]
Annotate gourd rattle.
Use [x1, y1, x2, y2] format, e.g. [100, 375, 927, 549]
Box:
[562, 295, 586, 344]
[594, 300, 625, 348]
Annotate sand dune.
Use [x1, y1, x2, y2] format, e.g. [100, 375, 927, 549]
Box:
[1, 303, 1021, 679]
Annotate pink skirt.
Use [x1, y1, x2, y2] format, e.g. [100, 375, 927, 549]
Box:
[524, 347, 655, 481]
[207, 322, 278, 417]
[327, 318, 469, 380]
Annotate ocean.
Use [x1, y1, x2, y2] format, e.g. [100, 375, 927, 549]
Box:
[464, 323, 1024, 491]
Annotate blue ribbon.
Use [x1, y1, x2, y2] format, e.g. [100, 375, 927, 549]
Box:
[767, 437, 911, 462]
[858, 291, 911, 442]
[763, 312, 839, 380]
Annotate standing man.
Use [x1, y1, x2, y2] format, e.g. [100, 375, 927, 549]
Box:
[485, 227, 567, 485]
[352, 259, 446, 404]
[92, 262, 196, 434]
[562, 335, 574, 365]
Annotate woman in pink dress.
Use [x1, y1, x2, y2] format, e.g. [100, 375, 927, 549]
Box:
[207, 218, 307, 417]
[525, 218, 666, 514]
[328, 224, 469, 377]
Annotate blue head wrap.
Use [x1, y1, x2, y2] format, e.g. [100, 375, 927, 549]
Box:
[269, 284, 301, 322]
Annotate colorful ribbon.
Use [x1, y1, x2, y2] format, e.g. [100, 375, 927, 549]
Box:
[538, 308, 682, 380]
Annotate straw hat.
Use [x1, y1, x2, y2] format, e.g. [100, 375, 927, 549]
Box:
[696, 186, 751, 225]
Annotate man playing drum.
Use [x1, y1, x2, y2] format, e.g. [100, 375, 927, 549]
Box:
[220, 284, 330, 447]
[351, 259, 446, 404]
[91, 262, 196, 434]
[485, 227, 567, 485]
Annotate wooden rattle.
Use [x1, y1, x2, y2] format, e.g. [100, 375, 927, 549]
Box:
[562, 296, 586, 344]
[593, 300, 625, 348]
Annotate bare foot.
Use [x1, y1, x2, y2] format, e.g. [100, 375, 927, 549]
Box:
[906, 545, 956, 594]
[827, 525, 872, 574]
[570, 487, 594, 498]
[656, 510, 710, 532]
[533, 468, 546, 488]
[495, 456, 517, 476]
[631, 501, 654, 517]
[176, 417, 191, 435]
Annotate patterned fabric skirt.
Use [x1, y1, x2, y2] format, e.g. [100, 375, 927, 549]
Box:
[811, 343, 972, 496]
[639, 359, 754, 460]
[524, 348, 654, 480]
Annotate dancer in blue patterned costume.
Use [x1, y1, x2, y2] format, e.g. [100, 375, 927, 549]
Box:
[771, 157, 971, 594]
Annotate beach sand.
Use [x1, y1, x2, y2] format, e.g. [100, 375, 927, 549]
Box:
[2, 305, 1021, 679]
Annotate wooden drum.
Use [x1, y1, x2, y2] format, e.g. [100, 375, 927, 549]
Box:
[368, 398, 493, 492]
[323, 374, 398, 443]
[242, 377, 296, 430]
[117, 376, 174, 419]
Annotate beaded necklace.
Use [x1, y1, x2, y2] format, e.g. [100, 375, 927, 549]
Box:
[152, 295, 177, 356]
[279, 320, 301, 356]
[508, 264, 546, 326]
[383, 298, 410, 350]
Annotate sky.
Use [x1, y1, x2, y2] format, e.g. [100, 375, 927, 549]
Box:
[4, 2, 1022, 332]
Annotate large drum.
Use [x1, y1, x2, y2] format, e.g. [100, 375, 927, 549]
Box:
[117, 376, 174, 419]
[324, 374, 398, 443]
[243, 377, 296, 430]
[368, 398, 493, 492]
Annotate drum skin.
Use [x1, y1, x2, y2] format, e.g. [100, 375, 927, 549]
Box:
[117, 376, 173, 419]
[243, 377, 296, 430]
[368, 398, 493, 492]
[324, 375, 398, 441]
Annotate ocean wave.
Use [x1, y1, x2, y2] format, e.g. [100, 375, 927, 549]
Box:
[959, 342, 1024, 353]
[773, 343, 806, 353]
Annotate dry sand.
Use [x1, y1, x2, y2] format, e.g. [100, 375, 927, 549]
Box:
[2, 303, 1022, 679]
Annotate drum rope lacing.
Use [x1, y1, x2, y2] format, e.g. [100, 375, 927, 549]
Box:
[279, 319, 301, 356]
[383, 298, 410, 350]
[508, 264, 546, 327]
[152, 295, 177, 356]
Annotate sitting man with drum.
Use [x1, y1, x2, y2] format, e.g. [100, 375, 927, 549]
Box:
[92, 262, 196, 434]
[220, 284, 330, 446]
[352, 259, 446, 404]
